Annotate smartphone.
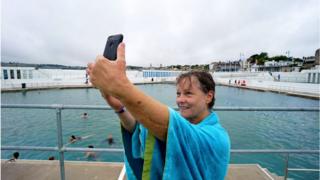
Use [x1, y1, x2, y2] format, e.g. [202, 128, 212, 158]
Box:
[103, 34, 123, 60]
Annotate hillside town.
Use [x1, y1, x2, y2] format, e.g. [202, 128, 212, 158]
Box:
[160, 49, 320, 72]
[2, 49, 319, 73]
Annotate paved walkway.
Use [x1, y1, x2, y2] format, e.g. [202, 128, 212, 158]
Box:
[1, 160, 124, 180]
[1, 160, 282, 180]
[217, 80, 320, 99]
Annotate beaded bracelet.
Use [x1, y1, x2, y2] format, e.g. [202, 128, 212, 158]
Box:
[115, 106, 125, 114]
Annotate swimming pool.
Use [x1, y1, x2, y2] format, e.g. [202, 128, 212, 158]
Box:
[1, 84, 319, 179]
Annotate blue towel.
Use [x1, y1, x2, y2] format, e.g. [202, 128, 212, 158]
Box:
[121, 107, 230, 180]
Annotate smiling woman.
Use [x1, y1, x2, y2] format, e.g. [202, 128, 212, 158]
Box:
[87, 43, 230, 179]
[100, 71, 230, 180]
[176, 71, 215, 124]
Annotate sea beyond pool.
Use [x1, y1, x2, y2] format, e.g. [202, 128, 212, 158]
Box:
[1, 84, 319, 180]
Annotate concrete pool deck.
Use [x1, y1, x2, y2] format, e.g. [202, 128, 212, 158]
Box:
[1, 160, 282, 180]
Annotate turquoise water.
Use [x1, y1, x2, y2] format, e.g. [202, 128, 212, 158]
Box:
[1, 84, 319, 179]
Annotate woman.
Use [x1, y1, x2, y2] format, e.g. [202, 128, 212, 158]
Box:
[87, 43, 230, 179]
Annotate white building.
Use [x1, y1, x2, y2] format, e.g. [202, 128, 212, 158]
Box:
[1, 65, 183, 91]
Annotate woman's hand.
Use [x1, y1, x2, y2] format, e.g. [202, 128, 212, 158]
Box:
[86, 43, 129, 98]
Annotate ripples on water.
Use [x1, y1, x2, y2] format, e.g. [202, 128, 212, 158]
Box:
[1, 84, 319, 180]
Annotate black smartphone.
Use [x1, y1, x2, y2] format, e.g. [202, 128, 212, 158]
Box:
[103, 34, 123, 60]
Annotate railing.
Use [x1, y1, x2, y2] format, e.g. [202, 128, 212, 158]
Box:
[1, 104, 319, 180]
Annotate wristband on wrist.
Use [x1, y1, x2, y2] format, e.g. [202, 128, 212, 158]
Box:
[115, 106, 125, 114]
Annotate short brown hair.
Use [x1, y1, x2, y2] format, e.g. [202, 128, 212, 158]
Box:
[176, 71, 215, 109]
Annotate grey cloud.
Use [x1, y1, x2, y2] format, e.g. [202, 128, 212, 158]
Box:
[2, 0, 319, 66]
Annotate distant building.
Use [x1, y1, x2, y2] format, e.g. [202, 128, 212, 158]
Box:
[210, 61, 241, 72]
[1, 63, 184, 91]
[302, 56, 316, 70]
[240, 59, 251, 71]
[249, 60, 299, 72]
[303, 56, 315, 63]
[315, 49, 320, 65]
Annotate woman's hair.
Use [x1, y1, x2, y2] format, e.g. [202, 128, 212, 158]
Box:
[176, 71, 216, 109]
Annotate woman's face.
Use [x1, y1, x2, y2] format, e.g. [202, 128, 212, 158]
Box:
[176, 76, 214, 124]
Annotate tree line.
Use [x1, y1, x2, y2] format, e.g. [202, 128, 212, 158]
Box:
[247, 52, 303, 65]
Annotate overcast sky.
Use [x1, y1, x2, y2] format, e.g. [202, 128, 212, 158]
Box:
[1, 0, 319, 67]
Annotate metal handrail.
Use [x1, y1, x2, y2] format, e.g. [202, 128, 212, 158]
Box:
[2, 104, 319, 111]
[288, 168, 320, 172]
[2, 145, 318, 154]
[1, 104, 320, 180]
[1, 146, 124, 152]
